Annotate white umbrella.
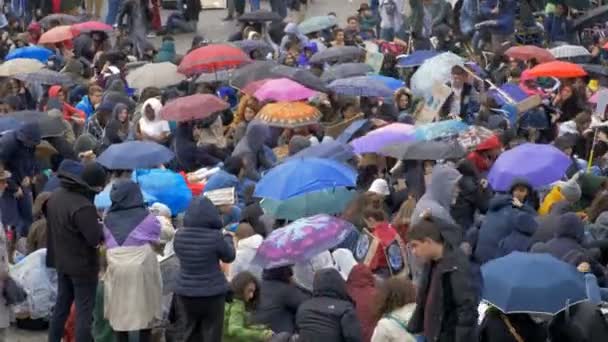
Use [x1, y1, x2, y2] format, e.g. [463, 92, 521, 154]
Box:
[410, 52, 464, 97]
[0, 58, 44, 77]
[549, 45, 591, 59]
[126, 62, 186, 93]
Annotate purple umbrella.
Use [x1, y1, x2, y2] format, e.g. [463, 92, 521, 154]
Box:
[351, 123, 415, 154]
[253, 214, 355, 269]
[253, 78, 317, 102]
[488, 143, 571, 191]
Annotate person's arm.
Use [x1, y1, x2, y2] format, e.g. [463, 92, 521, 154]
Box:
[340, 307, 363, 342]
[72, 206, 103, 248]
[217, 233, 236, 263]
[284, 286, 310, 313]
[226, 302, 273, 341]
[450, 266, 480, 342]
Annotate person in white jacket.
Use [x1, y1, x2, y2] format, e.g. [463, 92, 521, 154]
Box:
[228, 223, 264, 280]
[371, 277, 417, 342]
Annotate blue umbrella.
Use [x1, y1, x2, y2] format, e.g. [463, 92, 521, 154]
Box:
[329, 76, 394, 97]
[6, 46, 54, 63]
[95, 181, 158, 210]
[336, 119, 370, 143]
[396, 50, 438, 68]
[413, 120, 469, 141]
[254, 157, 357, 200]
[97, 141, 175, 170]
[287, 140, 356, 163]
[260, 187, 357, 220]
[490, 83, 530, 106]
[482, 252, 588, 314]
[368, 75, 406, 91]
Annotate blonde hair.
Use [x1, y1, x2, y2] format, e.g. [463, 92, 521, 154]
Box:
[392, 196, 416, 227]
[232, 95, 260, 127]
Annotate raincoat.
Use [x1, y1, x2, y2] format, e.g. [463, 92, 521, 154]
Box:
[223, 299, 271, 342]
[411, 164, 462, 226]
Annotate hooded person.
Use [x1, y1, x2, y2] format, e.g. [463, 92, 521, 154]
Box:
[287, 135, 311, 156]
[102, 78, 137, 112]
[102, 179, 162, 340]
[174, 121, 227, 172]
[451, 159, 492, 231]
[411, 164, 462, 226]
[466, 135, 502, 175]
[279, 23, 308, 53]
[296, 268, 363, 342]
[576, 173, 608, 211]
[333, 248, 358, 281]
[27, 191, 52, 254]
[102, 103, 133, 150]
[294, 251, 336, 292]
[204, 156, 246, 205]
[136, 97, 170, 144]
[585, 212, 608, 265]
[48, 85, 86, 125]
[73, 34, 95, 61]
[346, 264, 378, 342]
[231, 122, 274, 181]
[227, 223, 263, 281]
[27, 22, 41, 44]
[498, 211, 538, 256]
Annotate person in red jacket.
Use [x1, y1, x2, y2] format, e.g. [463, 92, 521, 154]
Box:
[47, 85, 85, 127]
[346, 264, 378, 342]
[362, 209, 400, 274]
[466, 134, 502, 175]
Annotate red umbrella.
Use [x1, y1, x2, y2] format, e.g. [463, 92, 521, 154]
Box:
[72, 21, 113, 33]
[160, 94, 230, 122]
[178, 44, 251, 76]
[505, 45, 555, 63]
[39, 25, 76, 44]
[527, 61, 587, 78]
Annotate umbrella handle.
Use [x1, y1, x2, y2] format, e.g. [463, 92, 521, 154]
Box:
[461, 65, 515, 104]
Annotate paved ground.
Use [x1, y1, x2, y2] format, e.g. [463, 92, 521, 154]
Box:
[9, 1, 362, 341]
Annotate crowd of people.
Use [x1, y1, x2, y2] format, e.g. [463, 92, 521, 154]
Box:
[2, 0, 608, 342]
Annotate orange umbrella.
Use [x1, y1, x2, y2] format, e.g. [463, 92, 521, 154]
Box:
[258, 102, 321, 128]
[505, 45, 555, 63]
[526, 61, 587, 78]
[39, 25, 77, 44]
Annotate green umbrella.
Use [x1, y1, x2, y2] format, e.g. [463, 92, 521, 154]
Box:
[298, 16, 338, 35]
[260, 187, 356, 221]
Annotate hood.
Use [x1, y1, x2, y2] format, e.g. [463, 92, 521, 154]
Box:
[596, 212, 608, 229]
[57, 170, 97, 197]
[73, 34, 94, 60]
[548, 200, 572, 215]
[284, 22, 300, 35]
[508, 178, 534, 196]
[191, 35, 208, 48]
[238, 234, 263, 249]
[109, 179, 145, 211]
[426, 164, 462, 209]
[579, 173, 607, 200]
[33, 191, 51, 218]
[245, 122, 269, 152]
[27, 22, 41, 34]
[16, 122, 41, 147]
[48, 85, 62, 99]
[183, 196, 223, 229]
[475, 135, 502, 152]
[111, 103, 128, 121]
[511, 212, 538, 235]
[107, 78, 126, 94]
[332, 248, 357, 280]
[555, 212, 585, 242]
[313, 268, 352, 302]
[142, 97, 163, 122]
[346, 264, 375, 288]
[74, 134, 98, 154]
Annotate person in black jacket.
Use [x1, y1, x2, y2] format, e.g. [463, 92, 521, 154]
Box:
[295, 268, 362, 342]
[46, 162, 106, 342]
[174, 121, 228, 172]
[451, 159, 491, 231]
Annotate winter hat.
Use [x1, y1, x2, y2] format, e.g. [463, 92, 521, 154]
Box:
[368, 178, 390, 196]
[80, 162, 107, 190]
[74, 134, 98, 155]
[150, 202, 172, 218]
[288, 136, 311, 155]
[557, 176, 582, 203]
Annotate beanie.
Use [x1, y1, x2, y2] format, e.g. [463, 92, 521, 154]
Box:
[558, 177, 582, 203]
[368, 178, 390, 196]
[81, 162, 106, 189]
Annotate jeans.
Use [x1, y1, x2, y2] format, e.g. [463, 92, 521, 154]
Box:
[250, 0, 261, 11]
[48, 273, 98, 342]
[585, 273, 608, 305]
[106, 0, 123, 25]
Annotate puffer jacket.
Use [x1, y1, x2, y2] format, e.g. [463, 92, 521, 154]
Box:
[498, 211, 537, 256]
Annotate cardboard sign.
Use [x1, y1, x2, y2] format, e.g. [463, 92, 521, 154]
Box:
[595, 89, 608, 118]
[417, 83, 452, 123]
[354, 230, 380, 266]
[516, 94, 542, 114]
[204, 187, 236, 206]
[366, 51, 385, 74]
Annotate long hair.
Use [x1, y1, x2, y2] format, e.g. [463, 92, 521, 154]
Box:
[588, 191, 608, 223]
[231, 271, 261, 311]
[232, 95, 260, 127]
[372, 276, 416, 322]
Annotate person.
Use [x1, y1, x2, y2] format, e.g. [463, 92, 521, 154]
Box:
[466, 135, 503, 175]
[175, 121, 228, 172]
[407, 215, 479, 342]
[332, 28, 347, 47]
[346, 264, 378, 342]
[497, 211, 538, 256]
[48, 85, 86, 127]
[0, 210, 10, 342]
[102, 179, 162, 342]
[479, 306, 548, 342]
[544, 3, 572, 44]
[479, 0, 517, 51]
[451, 159, 492, 230]
[86, 101, 115, 141]
[154, 36, 177, 63]
[173, 196, 236, 342]
[358, 4, 379, 38]
[370, 277, 417, 342]
[378, 0, 405, 41]
[411, 164, 462, 226]
[228, 96, 259, 146]
[228, 223, 263, 280]
[409, 0, 450, 49]
[231, 122, 274, 181]
[439, 65, 480, 124]
[224, 271, 274, 342]
[27, 191, 51, 254]
[296, 268, 363, 342]
[136, 97, 170, 144]
[75, 85, 103, 121]
[46, 162, 107, 342]
[102, 103, 133, 149]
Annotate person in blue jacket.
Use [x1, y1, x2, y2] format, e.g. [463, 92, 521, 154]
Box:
[544, 3, 573, 44]
[75, 85, 103, 121]
[479, 0, 516, 51]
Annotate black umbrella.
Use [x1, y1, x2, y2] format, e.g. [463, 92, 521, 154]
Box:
[13, 69, 74, 86]
[231, 60, 279, 89]
[309, 46, 365, 65]
[380, 140, 466, 160]
[321, 63, 374, 83]
[233, 40, 274, 55]
[573, 5, 608, 30]
[579, 63, 608, 76]
[237, 10, 282, 23]
[39, 13, 80, 28]
[7, 111, 66, 138]
[270, 65, 328, 92]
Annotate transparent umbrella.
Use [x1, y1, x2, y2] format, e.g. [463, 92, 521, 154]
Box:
[410, 52, 464, 97]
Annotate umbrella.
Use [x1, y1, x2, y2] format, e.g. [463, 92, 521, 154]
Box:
[237, 10, 282, 22]
[257, 102, 321, 128]
[0, 117, 22, 134]
[410, 52, 464, 97]
[288, 140, 356, 163]
[72, 21, 113, 33]
[7, 111, 66, 138]
[230, 60, 278, 89]
[482, 252, 587, 315]
[270, 65, 328, 92]
[396, 50, 439, 68]
[233, 40, 273, 55]
[368, 75, 406, 91]
[5, 46, 54, 63]
[579, 63, 608, 76]
[253, 214, 355, 268]
[413, 119, 469, 141]
[505, 45, 555, 63]
[574, 5, 608, 29]
[241, 78, 273, 95]
[298, 15, 338, 34]
[39, 25, 76, 44]
[0, 59, 44, 77]
[260, 188, 357, 220]
[489, 83, 530, 106]
[329, 76, 394, 97]
[380, 140, 466, 160]
[253, 78, 317, 102]
[178, 44, 251, 75]
[39, 13, 80, 27]
[126, 62, 186, 91]
[195, 70, 233, 84]
[336, 119, 371, 143]
[526, 61, 587, 78]
[562, 0, 591, 9]
[97, 141, 175, 170]
[13, 69, 74, 86]
[350, 123, 415, 154]
[254, 157, 357, 200]
[320, 62, 373, 83]
[455, 126, 495, 151]
[160, 94, 230, 122]
[549, 45, 591, 59]
[309, 46, 364, 65]
[487, 143, 571, 191]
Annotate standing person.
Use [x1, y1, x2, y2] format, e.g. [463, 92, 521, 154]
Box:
[0, 178, 11, 342]
[439, 66, 480, 124]
[378, 0, 404, 41]
[225, 0, 236, 21]
[173, 197, 236, 342]
[370, 277, 417, 342]
[411, 164, 462, 226]
[46, 162, 107, 342]
[102, 180, 162, 342]
[270, 0, 288, 19]
[107, 0, 125, 25]
[184, 0, 202, 31]
[86, 0, 104, 19]
[407, 215, 479, 342]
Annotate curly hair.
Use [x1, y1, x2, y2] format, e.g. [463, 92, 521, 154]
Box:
[231, 271, 261, 311]
[372, 276, 416, 322]
[232, 95, 260, 127]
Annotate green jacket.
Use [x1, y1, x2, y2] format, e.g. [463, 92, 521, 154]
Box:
[223, 300, 271, 342]
[154, 41, 177, 63]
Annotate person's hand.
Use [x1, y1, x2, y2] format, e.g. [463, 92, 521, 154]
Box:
[480, 179, 488, 189]
[21, 177, 30, 188]
[14, 187, 23, 199]
[577, 262, 590, 273]
[512, 197, 523, 208]
[263, 330, 274, 341]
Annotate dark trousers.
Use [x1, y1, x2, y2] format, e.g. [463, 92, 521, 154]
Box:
[177, 294, 226, 342]
[48, 273, 98, 342]
[269, 0, 287, 18]
[116, 329, 152, 342]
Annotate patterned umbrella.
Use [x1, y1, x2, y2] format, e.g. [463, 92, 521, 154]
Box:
[309, 46, 364, 64]
[161, 94, 230, 122]
[0, 59, 44, 77]
[14, 69, 74, 85]
[321, 62, 374, 83]
[72, 21, 113, 33]
[298, 15, 338, 34]
[233, 40, 273, 55]
[258, 102, 321, 128]
[39, 25, 76, 44]
[178, 44, 251, 75]
[329, 76, 394, 97]
[126, 62, 186, 92]
[5, 46, 54, 63]
[254, 78, 317, 102]
[413, 119, 469, 141]
[505, 45, 555, 63]
[549, 45, 591, 59]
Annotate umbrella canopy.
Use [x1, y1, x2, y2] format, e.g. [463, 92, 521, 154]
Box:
[320, 62, 373, 83]
[482, 252, 587, 315]
[237, 10, 282, 22]
[97, 141, 175, 170]
[39, 25, 76, 44]
[39, 13, 80, 27]
[254, 157, 357, 200]
[253, 78, 317, 102]
[527, 61, 587, 78]
[413, 119, 469, 141]
[309, 46, 364, 65]
[505, 45, 555, 63]
[253, 214, 355, 269]
[160, 94, 230, 122]
[351, 123, 415, 154]
[490, 83, 530, 105]
[336, 119, 371, 143]
[270, 65, 328, 92]
[487, 143, 571, 191]
[573, 4, 608, 29]
[178, 44, 251, 75]
[368, 75, 406, 91]
[288, 140, 356, 163]
[196, 69, 233, 84]
[72, 21, 113, 33]
[126, 62, 186, 92]
[580, 63, 608, 76]
[380, 140, 467, 160]
[260, 188, 357, 220]
[241, 78, 272, 95]
[298, 15, 338, 34]
[257, 102, 321, 128]
[396, 50, 439, 68]
[329, 76, 394, 97]
[230, 61, 278, 89]
[549, 45, 591, 59]
[5, 46, 54, 63]
[0, 59, 45, 77]
[233, 40, 273, 55]
[13, 69, 74, 86]
[7, 111, 66, 138]
[410, 52, 464, 97]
